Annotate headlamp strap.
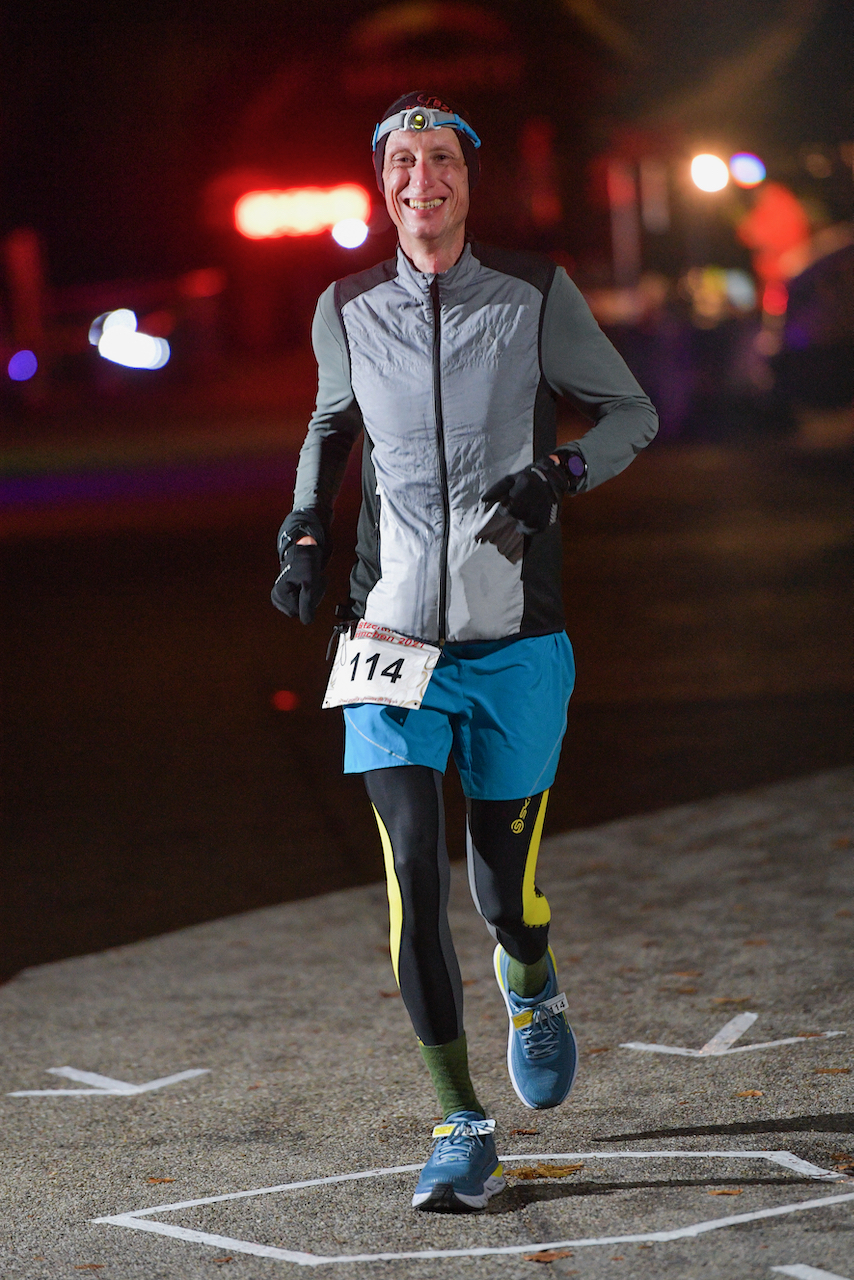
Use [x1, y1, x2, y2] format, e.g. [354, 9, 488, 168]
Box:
[372, 108, 481, 151]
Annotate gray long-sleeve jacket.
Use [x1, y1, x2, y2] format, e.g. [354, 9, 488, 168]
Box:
[286, 241, 658, 644]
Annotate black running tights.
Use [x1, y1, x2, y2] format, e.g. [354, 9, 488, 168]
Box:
[364, 765, 551, 1047]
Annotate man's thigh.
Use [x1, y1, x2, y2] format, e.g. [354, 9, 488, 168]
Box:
[450, 632, 576, 800]
[342, 656, 463, 774]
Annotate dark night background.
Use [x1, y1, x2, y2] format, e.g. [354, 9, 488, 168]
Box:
[1, 1, 852, 983]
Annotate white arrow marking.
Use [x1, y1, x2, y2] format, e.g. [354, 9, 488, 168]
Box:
[771, 1266, 853, 1280]
[698, 1012, 758, 1054]
[621, 1013, 845, 1057]
[8, 1066, 209, 1096]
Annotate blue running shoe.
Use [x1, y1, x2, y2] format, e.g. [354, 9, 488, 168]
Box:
[411, 1111, 505, 1212]
[493, 944, 578, 1110]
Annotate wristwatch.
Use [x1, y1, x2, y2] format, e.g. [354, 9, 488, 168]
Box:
[557, 448, 587, 493]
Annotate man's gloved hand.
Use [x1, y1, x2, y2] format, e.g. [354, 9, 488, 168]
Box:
[482, 451, 585, 536]
[271, 540, 327, 625]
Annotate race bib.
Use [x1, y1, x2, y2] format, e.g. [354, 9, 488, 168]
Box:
[322, 620, 441, 710]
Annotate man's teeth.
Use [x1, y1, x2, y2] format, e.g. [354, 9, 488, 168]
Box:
[408, 199, 444, 209]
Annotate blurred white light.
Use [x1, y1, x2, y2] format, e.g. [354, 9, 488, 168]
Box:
[92, 309, 170, 369]
[331, 218, 369, 248]
[88, 308, 137, 346]
[691, 154, 729, 192]
[729, 153, 766, 187]
[724, 269, 757, 311]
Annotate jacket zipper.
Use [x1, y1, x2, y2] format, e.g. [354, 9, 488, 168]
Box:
[430, 277, 450, 644]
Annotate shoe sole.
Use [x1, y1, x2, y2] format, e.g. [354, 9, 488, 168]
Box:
[493, 944, 578, 1110]
[412, 1171, 506, 1212]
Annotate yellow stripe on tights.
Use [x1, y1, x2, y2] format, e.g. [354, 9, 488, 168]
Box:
[521, 790, 551, 928]
[372, 803, 403, 987]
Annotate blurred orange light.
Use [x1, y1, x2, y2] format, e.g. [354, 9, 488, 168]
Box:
[235, 185, 371, 239]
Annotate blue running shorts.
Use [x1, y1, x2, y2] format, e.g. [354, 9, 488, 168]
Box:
[343, 631, 575, 800]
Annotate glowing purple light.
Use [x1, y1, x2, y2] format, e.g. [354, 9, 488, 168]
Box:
[729, 153, 766, 188]
[8, 350, 38, 381]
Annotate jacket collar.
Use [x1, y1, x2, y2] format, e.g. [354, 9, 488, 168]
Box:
[395, 242, 479, 298]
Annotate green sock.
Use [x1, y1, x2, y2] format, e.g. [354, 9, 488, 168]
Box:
[507, 953, 549, 998]
[419, 1033, 484, 1120]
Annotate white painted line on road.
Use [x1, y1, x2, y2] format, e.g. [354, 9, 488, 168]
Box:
[92, 1150, 853, 1267]
[771, 1266, 853, 1279]
[621, 1013, 845, 1058]
[8, 1066, 209, 1096]
[699, 1012, 758, 1054]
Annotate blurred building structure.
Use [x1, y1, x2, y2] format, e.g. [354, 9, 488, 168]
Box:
[1, 0, 851, 441]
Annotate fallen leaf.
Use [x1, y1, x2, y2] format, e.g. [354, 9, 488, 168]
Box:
[212, 1258, 233, 1264]
[147, 1177, 176, 1184]
[671, 970, 702, 977]
[735, 1090, 763, 1097]
[641, 939, 659, 947]
[586, 1046, 611, 1055]
[247, 1083, 263, 1090]
[711, 997, 751, 1005]
[815, 1067, 850, 1074]
[835, 908, 852, 917]
[508, 1162, 584, 1180]
[510, 1128, 539, 1135]
[832, 837, 852, 849]
[708, 1188, 743, 1196]
[379, 990, 400, 998]
[74, 1268, 105, 1272]
[461, 979, 478, 986]
[676, 987, 698, 995]
[523, 1249, 575, 1263]
[743, 938, 768, 946]
[611, 1255, 625, 1260]
[797, 1032, 826, 1038]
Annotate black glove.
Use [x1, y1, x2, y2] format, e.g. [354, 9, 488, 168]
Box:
[482, 451, 585, 536]
[271, 541, 327, 625]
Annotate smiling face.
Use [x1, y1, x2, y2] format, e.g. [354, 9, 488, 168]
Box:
[382, 127, 469, 272]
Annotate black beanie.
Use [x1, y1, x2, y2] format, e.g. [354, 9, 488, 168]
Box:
[372, 91, 480, 195]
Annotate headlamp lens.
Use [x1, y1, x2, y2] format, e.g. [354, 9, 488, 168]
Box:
[411, 112, 427, 130]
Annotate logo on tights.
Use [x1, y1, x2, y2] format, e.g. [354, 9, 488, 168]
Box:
[511, 797, 531, 834]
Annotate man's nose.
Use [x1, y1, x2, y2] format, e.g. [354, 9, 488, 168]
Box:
[407, 157, 432, 190]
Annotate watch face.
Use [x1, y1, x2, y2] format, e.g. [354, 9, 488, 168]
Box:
[566, 454, 586, 477]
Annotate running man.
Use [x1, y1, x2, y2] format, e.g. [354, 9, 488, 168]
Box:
[272, 91, 658, 1212]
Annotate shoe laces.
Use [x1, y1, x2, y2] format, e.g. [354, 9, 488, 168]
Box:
[430, 1117, 495, 1165]
[519, 1001, 564, 1061]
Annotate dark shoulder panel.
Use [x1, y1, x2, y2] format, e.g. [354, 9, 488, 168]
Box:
[469, 241, 557, 296]
[335, 256, 399, 313]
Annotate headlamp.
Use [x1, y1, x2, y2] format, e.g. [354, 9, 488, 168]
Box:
[372, 107, 481, 152]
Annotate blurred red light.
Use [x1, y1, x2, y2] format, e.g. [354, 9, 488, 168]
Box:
[179, 267, 227, 298]
[272, 690, 300, 711]
[762, 282, 788, 315]
[234, 185, 371, 239]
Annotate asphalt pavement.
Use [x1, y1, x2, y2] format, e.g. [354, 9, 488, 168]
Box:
[2, 767, 852, 1279]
